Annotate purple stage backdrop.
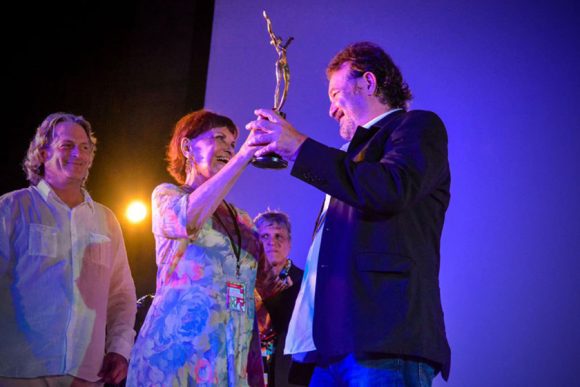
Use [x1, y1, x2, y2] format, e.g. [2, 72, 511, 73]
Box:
[205, 0, 580, 385]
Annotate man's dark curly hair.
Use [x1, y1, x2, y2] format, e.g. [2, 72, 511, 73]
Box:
[326, 41, 412, 110]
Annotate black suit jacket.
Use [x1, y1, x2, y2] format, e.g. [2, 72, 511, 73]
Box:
[291, 109, 451, 380]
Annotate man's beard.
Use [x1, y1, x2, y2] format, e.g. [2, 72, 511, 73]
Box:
[339, 116, 357, 141]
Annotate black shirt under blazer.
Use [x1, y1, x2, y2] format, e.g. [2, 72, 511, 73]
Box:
[291, 109, 451, 380]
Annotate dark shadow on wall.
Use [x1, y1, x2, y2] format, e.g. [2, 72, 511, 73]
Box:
[3, 0, 215, 299]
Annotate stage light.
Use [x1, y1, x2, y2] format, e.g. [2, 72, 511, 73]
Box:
[126, 201, 148, 223]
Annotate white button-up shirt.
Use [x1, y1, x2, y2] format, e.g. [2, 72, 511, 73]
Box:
[0, 180, 137, 381]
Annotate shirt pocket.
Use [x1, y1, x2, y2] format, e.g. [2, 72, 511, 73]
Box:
[28, 223, 58, 257]
[87, 232, 112, 268]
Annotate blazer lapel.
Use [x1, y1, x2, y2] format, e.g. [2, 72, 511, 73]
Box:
[348, 110, 405, 161]
[348, 126, 376, 153]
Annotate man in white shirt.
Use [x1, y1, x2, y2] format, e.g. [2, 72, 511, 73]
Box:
[0, 112, 137, 386]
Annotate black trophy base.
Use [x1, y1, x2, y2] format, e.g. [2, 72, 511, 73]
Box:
[252, 152, 288, 169]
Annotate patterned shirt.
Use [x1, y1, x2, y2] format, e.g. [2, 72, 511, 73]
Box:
[127, 183, 269, 387]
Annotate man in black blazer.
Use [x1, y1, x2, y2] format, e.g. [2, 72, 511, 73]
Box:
[246, 41, 451, 385]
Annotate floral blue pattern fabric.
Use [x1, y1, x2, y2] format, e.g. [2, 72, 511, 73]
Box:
[127, 183, 264, 386]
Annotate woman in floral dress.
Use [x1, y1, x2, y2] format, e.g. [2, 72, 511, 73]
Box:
[127, 110, 283, 386]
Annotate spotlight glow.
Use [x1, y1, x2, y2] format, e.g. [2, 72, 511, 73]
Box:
[126, 201, 148, 223]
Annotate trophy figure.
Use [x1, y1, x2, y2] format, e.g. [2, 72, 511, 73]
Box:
[252, 10, 294, 169]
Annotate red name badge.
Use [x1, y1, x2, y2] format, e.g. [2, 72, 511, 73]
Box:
[226, 281, 246, 312]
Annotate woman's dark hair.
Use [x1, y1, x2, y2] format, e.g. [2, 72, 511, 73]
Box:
[166, 110, 237, 184]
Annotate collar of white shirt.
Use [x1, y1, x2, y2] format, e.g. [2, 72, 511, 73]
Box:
[36, 179, 95, 212]
[362, 108, 402, 129]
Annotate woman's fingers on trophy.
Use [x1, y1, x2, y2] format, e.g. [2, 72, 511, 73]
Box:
[255, 141, 278, 157]
[254, 108, 279, 122]
[254, 133, 272, 147]
[245, 116, 269, 134]
[246, 126, 273, 147]
[246, 117, 283, 145]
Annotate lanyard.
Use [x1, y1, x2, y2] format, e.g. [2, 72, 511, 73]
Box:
[213, 200, 243, 277]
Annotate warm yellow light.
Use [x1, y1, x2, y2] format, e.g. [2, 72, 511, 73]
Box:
[126, 201, 148, 223]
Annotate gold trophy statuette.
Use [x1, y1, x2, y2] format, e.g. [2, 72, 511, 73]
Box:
[252, 10, 294, 169]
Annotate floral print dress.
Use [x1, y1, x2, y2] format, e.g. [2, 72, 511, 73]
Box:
[127, 183, 267, 386]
